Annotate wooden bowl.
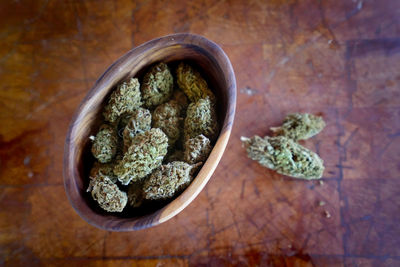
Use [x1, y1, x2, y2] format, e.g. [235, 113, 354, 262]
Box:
[63, 33, 236, 231]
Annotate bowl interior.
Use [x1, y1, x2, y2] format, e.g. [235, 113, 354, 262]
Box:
[64, 35, 235, 230]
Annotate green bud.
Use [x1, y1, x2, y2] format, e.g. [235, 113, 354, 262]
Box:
[127, 181, 144, 208]
[184, 134, 212, 164]
[90, 161, 118, 183]
[103, 78, 142, 123]
[143, 161, 200, 200]
[141, 62, 174, 108]
[271, 113, 326, 141]
[241, 136, 324, 180]
[123, 107, 152, 152]
[152, 100, 183, 147]
[87, 175, 127, 212]
[176, 62, 215, 102]
[114, 128, 169, 185]
[184, 97, 219, 142]
[91, 124, 118, 163]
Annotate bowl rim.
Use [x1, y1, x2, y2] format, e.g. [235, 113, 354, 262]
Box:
[63, 33, 237, 231]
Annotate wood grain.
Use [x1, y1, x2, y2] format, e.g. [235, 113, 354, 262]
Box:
[1, 0, 400, 265]
[63, 33, 236, 231]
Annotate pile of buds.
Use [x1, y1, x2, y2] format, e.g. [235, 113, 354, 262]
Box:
[87, 62, 219, 212]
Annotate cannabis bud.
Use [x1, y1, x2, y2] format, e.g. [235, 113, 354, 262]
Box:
[87, 175, 127, 212]
[91, 124, 118, 163]
[152, 100, 183, 147]
[123, 107, 152, 152]
[241, 135, 324, 179]
[88, 61, 220, 212]
[184, 134, 212, 164]
[141, 62, 174, 108]
[271, 113, 326, 141]
[127, 181, 144, 208]
[176, 62, 216, 102]
[184, 97, 219, 142]
[90, 161, 118, 183]
[103, 78, 142, 123]
[114, 128, 169, 185]
[143, 161, 200, 200]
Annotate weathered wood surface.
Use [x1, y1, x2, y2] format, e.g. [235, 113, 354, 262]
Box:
[1, 0, 399, 266]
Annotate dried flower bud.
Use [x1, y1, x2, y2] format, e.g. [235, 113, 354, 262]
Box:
[176, 62, 215, 102]
[241, 136, 324, 180]
[87, 175, 127, 212]
[184, 97, 219, 142]
[127, 181, 144, 208]
[152, 100, 183, 147]
[90, 161, 118, 183]
[91, 124, 118, 163]
[184, 134, 212, 164]
[103, 78, 142, 123]
[141, 62, 174, 108]
[114, 128, 169, 185]
[123, 108, 152, 152]
[143, 161, 200, 200]
[271, 113, 326, 141]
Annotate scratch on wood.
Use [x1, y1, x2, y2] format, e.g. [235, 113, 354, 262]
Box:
[240, 179, 246, 199]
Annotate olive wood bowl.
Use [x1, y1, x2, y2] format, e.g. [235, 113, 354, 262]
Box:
[63, 33, 236, 231]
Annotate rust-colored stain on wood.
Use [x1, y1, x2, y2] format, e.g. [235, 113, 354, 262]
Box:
[1, 0, 400, 266]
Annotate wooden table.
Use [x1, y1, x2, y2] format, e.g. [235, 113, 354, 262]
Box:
[1, 0, 399, 265]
